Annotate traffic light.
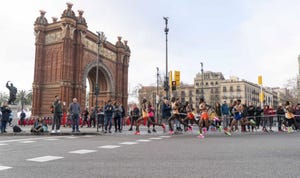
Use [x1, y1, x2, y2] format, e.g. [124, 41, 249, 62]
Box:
[174, 70, 180, 86]
[258, 75, 262, 85]
[171, 81, 176, 91]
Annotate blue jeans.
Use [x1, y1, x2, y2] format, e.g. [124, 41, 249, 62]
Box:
[1, 120, 7, 133]
[104, 116, 112, 131]
[72, 113, 80, 132]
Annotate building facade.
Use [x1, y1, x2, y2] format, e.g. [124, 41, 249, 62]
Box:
[32, 3, 130, 116]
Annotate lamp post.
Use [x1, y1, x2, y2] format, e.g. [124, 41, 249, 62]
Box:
[200, 62, 204, 100]
[163, 17, 169, 99]
[95, 31, 106, 132]
[156, 67, 159, 123]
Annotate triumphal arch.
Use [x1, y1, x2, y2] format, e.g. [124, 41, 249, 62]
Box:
[32, 3, 130, 116]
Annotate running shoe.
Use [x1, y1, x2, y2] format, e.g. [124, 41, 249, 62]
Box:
[148, 130, 151, 134]
[197, 134, 205, 139]
[188, 126, 193, 132]
[250, 119, 256, 125]
[134, 131, 140, 135]
[288, 127, 293, 133]
[169, 130, 174, 135]
[224, 131, 231, 136]
[218, 126, 223, 132]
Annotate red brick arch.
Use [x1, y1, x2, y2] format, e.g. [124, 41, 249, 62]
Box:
[32, 4, 130, 116]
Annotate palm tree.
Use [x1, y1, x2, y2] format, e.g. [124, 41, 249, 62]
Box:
[16, 90, 32, 110]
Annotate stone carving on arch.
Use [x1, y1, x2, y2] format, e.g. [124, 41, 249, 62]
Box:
[82, 60, 115, 94]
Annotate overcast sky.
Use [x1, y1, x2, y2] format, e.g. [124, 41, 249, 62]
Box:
[0, 0, 299, 95]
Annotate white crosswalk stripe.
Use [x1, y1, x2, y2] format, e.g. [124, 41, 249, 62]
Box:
[27, 156, 64, 162]
[119, 142, 138, 145]
[99, 145, 120, 149]
[0, 143, 8, 146]
[20, 140, 36, 144]
[160, 136, 171, 138]
[44, 138, 60, 141]
[149, 137, 162, 140]
[69, 149, 97, 154]
[0, 166, 12, 171]
[136, 139, 151, 142]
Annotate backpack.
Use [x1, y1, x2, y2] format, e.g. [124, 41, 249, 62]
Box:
[13, 125, 22, 133]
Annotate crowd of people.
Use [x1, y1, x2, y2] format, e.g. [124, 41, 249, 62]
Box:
[1, 95, 300, 137]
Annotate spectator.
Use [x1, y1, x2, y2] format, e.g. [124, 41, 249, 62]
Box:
[69, 98, 81, 133]
[129, 104, 140, 131]
[221, 101, 230, 131]
[52, 95, 62, 133]
[1, 102, 12, 133]
[113, 101, 122, 133]
[20, 110, 26, 127]
[89, 107, 96, 128]
[276, 103, 285, 132]
[247, 103, 256, 132]
[81, 108, 89, 128]
[104, 100, 114, 133]
[31, 117, 46, 134]
[161, 99, 171, 124]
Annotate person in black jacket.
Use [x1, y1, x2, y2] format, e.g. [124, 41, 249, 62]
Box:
[276, 103, 285, 132]
[1, 101, 12, 133]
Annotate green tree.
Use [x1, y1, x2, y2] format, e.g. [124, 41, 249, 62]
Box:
[16, 90, 32, 110]
[0, 92, 9, 105]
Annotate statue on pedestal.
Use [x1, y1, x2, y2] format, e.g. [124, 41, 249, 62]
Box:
[6, 81, 17, 105]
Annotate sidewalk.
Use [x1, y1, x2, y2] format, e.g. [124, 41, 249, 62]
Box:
[1, 125, 104, 136]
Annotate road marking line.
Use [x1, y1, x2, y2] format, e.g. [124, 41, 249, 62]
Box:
[149, 137, 163, 140]
[0, 143, 8, 146]
[160, 136, 171, 138]
[136, 139, 151, 142]
[45, 138, 60, 141]
[99, 145, 120, 149]
[119, 142, 138, 145]
[69, 149, 97, 154]
[65, 136, 78, 139]
[0, 166, 12, 171]
[27, 156, 64, 162]
[0, 137, 54, 143]
[20, 141, 36, 144]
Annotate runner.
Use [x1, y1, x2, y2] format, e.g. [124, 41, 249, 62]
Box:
[225, 104, 255, 136]
[134, 98, 166, 135]
[168, 97, 192, 134]
[198, 99, 210, 138]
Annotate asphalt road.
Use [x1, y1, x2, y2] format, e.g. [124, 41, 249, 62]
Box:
[0, 131, 300, 178]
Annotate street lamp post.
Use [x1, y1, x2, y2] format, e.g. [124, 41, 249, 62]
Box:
[156, 67, 159, 122]
[95, 31, 106, 132]
[163, 17, 169, 100]
[200, 62, 204, 100]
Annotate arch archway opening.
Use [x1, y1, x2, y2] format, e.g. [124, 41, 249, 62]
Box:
[85, 66, 108, 108]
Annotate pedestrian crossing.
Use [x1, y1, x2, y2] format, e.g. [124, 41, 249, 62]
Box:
[0, 134, 172, 172]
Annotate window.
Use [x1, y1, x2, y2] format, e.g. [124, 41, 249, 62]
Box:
[237, 86, 241, 92]
[223, 87, 227, 92]
[196, 82, 199, 86]
[230, 86, 234, 92]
